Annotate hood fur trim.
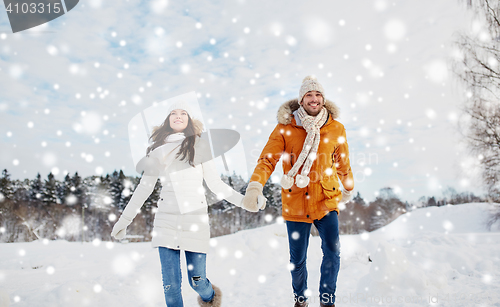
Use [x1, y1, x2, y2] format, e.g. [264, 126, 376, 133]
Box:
[277, 98, 340, 125]
[192, 118, 204, 136]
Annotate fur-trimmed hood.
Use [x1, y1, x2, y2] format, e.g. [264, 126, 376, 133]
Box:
[276, 98, 340, 125]
[192, 118, 204, 136]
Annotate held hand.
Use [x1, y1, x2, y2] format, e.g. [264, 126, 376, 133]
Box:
[242, 182, 265, 212]
[338, 189, 354, 210]
[257, 194, 267, 210]
[111, 215, 132, 240]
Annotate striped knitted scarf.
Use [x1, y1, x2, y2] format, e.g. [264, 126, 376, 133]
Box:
[281, 106, 328, 189]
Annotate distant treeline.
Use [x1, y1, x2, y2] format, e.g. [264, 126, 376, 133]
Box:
[0, 169, 483, 243]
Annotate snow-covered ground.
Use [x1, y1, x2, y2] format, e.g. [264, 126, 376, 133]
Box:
[0, 203, 499, 307]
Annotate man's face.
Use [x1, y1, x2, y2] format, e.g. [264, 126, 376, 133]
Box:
[300, 91, 324, 116]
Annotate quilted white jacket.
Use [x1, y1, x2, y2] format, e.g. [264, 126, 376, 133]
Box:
[121, 137, 244, 253]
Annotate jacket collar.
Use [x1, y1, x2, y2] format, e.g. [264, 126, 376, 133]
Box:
[276, 98, 340, 125]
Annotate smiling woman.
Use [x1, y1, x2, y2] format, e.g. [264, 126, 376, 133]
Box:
[111, 100, 262, 307]
[169, 109, 189, 133]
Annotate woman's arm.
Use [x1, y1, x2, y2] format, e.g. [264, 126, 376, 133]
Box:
[111, 173, 158, 240]
[201, 159, 244, 207]
[121, 174, 158, 219]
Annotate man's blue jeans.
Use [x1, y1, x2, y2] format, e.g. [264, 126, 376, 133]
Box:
[158, 247, 215, 307]
[286, 211, 340, 306]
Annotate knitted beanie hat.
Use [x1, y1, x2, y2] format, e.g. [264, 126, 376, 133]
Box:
[298, 75, 325, 103]
[167, 100, 193, 117]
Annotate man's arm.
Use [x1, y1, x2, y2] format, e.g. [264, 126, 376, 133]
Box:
[242, 124, 285, 212]
[334, 127, 354, 191]
[250, 124, 286, 186]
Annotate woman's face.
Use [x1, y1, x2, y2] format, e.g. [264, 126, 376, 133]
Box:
[169, 109, 189, 133]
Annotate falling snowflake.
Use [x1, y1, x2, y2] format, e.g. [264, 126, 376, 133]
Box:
[384, 19, 406, 41]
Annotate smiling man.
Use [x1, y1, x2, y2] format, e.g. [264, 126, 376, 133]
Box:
[242, 76, 354, 307]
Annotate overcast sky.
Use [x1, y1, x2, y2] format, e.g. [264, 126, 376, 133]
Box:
[0, 0, 482, 202]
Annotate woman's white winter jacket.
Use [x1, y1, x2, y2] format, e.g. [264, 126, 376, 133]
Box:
[120, 132, 243, 254]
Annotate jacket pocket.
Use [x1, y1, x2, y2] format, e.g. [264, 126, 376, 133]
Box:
[281, 185, 305, 216]
[320, 175, 340, 200]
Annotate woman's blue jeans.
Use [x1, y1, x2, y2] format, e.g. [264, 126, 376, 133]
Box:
[286, 211, 340, 306]
[158, 247, 215, 307]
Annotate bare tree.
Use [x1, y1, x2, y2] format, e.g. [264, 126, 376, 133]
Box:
[453, 0, 500, 201]
[366, 188, 406, 231]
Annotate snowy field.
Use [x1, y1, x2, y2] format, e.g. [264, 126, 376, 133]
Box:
[0, 203, 499, 307]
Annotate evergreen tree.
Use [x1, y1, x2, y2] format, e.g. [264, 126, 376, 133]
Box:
[0, 169, 14, 200]
[228, 172, 247, 191]
[142, 176, 160, 209]
[30, 173, 43, 201]
[71, 172, 85, 205]
[262, 181, 281, 208]
[42, 172, 58, 204]
[57, 174, 72, 205]
[110, 170, 126, 209]
[100, 174, 113, 206]
[427, 196, 437, 207]
[91, 175, 113, 210]
[12, 178, 30, 202]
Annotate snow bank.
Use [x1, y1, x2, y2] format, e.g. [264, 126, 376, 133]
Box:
[0, 203, 498, 306]
[339, 203, 500, 307]
[374, 203, 500, 239]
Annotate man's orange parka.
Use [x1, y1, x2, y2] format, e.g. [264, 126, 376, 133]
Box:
[250, 98, 354, 223]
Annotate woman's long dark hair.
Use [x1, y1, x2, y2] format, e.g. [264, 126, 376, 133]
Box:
[146, 113, 197, 167]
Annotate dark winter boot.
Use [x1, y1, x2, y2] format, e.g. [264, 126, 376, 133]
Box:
[197, 285, 222, 307]
[294, 301, 308, 307]
[320, 303, 335, 307]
